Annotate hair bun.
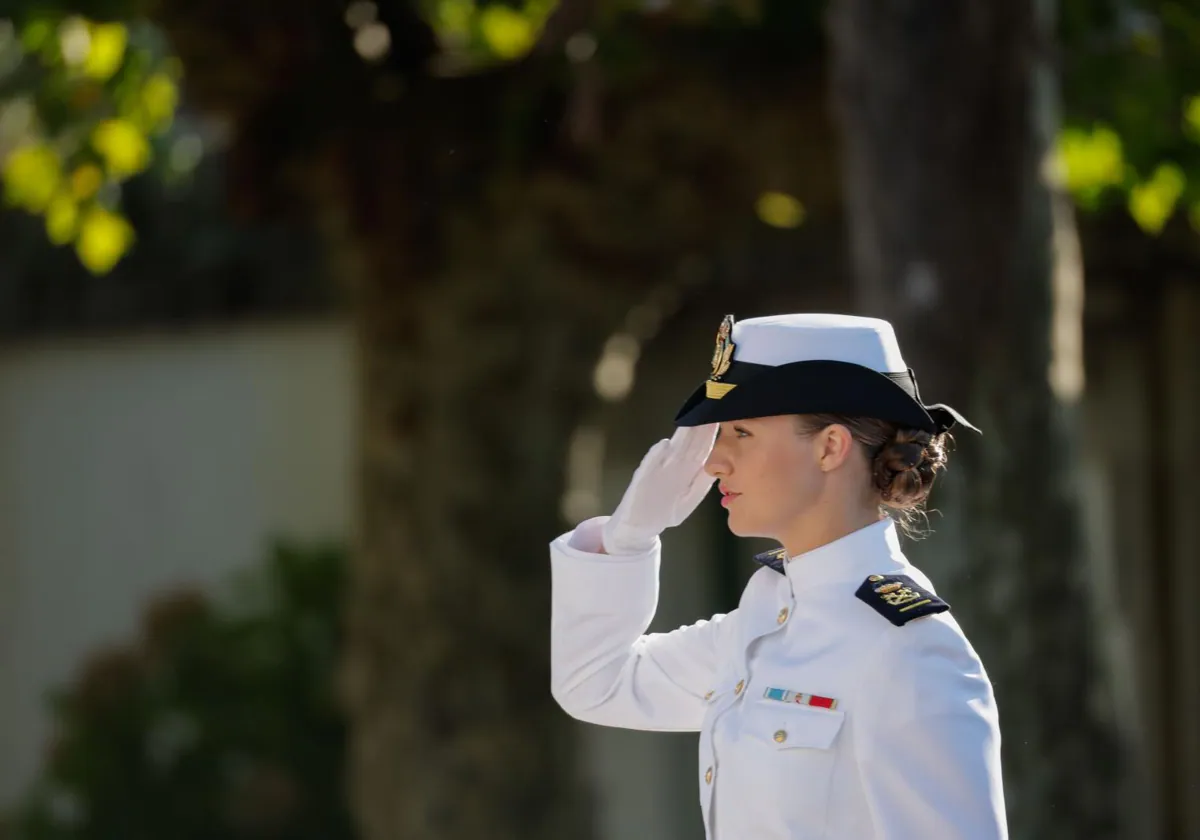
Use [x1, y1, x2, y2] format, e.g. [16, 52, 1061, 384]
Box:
[872, 430, 946, 509]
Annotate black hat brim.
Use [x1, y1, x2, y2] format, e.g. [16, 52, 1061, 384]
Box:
[673, 359, 956, 433]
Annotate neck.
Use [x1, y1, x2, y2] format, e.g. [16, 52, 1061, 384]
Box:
[777, 501, 882, 559]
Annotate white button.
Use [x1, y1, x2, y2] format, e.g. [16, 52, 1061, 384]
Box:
[704, 766, 713, 784]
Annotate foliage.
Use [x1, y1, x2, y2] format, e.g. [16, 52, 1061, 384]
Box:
[0, 12, 184, 272]
[1059, 0, 1200, 235]
[6, 542, 355, 840]
[421, 0, 558, 62]
[0, 0, 814, 277]
[9, 0, 1200, 270]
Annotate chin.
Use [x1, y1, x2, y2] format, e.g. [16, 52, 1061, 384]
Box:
[724, 511, 767, 540]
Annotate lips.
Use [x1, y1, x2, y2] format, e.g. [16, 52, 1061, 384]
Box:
[719, 486, 741, 508]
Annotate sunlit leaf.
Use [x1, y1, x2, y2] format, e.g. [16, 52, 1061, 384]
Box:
[83, 22, 128, 80]
[3, 143, 62, 212]
[1128, 163, 1185, 235]
[138, 72, 179, 131]
[479, 5, 537, 60]
[75, 206, 134, 274]
[755, 191, 805, 229]
[45, 194, 79, 244]
[92, 118, 151, 177]
[1058, 125, 1124, 208]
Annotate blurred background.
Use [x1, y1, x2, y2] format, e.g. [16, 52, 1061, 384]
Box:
[0, 0, 1196, 838]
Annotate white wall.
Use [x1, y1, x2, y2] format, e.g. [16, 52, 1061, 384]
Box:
[0, 320, 356, 808]
[0, 315, 718, 840]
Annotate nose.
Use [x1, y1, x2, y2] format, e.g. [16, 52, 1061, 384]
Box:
[704, 439, 731, 478]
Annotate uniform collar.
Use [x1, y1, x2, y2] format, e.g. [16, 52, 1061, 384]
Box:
[753, 518, 908, 587]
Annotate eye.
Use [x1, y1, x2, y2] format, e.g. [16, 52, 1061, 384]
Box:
[733, 425, 751, 438]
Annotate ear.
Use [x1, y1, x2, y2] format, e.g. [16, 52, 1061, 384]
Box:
[815, 424, 856, 472]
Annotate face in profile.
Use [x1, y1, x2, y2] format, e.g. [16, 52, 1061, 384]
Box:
[703, 415, 830, 539]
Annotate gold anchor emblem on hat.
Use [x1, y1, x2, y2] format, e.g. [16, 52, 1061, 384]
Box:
[706, 314, 738, 400]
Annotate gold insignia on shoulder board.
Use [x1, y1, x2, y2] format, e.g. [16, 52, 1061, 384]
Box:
[880, 587, 922, 606]
[856, 573, 950, 626]
[710, 315, 736, 380]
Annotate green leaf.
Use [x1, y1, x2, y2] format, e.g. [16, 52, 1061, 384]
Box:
[1058, 125, 1125, 209]
[1128, 162, 1185, 235]
[478, 5, 538, 60]
[91, 117, 151, 177]
[75, 205, 134, 273]
[3, 142, 62, 212]
[82, 22, 128, 80]
[45, 193, 79, 244]
[755, 191, 805, 229]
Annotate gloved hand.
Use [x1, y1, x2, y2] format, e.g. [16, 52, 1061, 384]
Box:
[602, 425, 718, 555]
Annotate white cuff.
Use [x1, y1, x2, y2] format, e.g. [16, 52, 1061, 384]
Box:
[555, 516, 660, 560]
[567, 516, 609, 552]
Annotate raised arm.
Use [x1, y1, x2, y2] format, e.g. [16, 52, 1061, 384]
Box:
[549, 426, 723, 732]
[550, 517, 732, 731]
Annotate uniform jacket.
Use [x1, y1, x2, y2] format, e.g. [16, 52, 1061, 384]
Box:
[550, 517, 1007, 840]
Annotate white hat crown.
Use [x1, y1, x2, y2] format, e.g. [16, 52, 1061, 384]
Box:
[732, 314, 908, 373]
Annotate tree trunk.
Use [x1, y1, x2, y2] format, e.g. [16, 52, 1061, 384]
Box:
[313, 53, 828, 840]
[321, 79, 628, 839]
[341, 228, 609, 840]
[144, 4, 836, 836]
[829, 1, 1127, 838]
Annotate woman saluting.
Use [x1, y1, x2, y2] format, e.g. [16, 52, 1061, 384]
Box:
[549, 314, 1007, 839]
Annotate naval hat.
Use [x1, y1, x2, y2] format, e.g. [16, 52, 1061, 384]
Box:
[673, 313, 976, 435]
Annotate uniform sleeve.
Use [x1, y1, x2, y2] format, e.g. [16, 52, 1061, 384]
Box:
[854, 618, 1008, 840]
[549, 517, 731, 732]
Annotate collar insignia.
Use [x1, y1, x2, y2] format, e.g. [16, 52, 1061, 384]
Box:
[752, 547, 787, 574]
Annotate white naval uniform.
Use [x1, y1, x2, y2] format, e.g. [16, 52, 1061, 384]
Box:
[550, 517, 1007, 840]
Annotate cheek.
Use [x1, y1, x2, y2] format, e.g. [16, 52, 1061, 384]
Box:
[736, 449, 815, 521]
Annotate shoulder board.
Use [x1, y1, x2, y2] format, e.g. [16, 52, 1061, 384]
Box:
[855, 574, 949, 626]
[752, 547, 787, 575]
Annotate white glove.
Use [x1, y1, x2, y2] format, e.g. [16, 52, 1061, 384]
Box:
[602, 425, 718, 555]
